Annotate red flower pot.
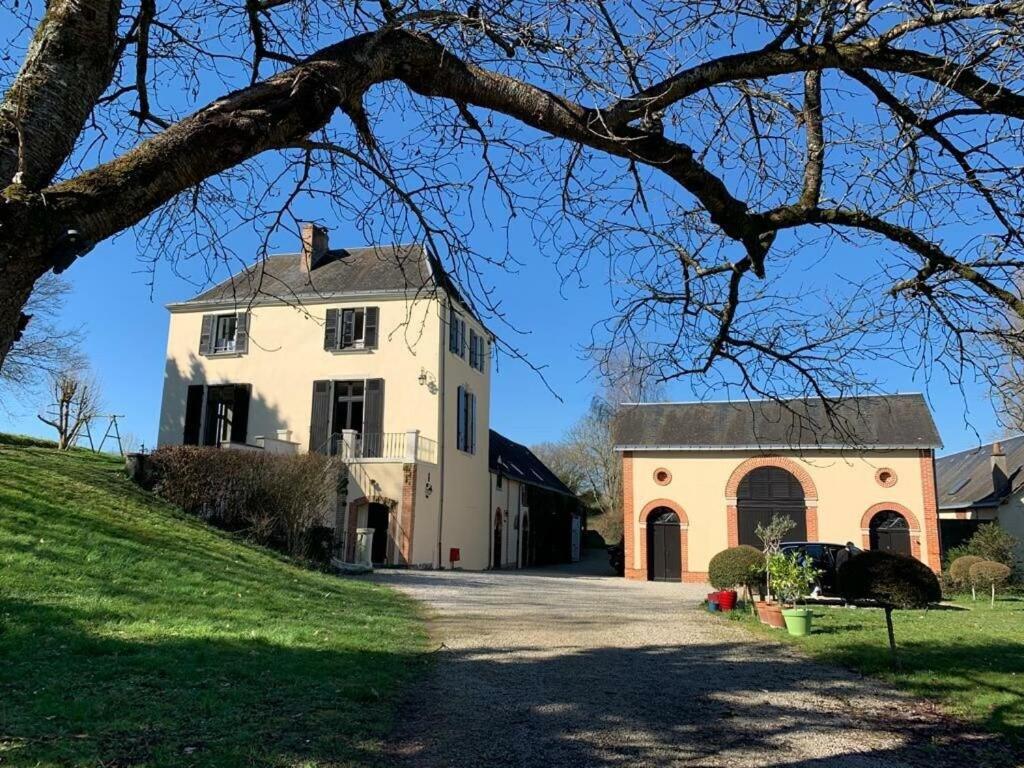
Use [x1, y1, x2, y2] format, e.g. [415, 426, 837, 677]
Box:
[716, 590, 738, 612]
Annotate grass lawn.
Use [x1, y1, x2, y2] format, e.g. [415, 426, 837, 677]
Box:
[0, 435, 428, 767]
[721, 596, 1024, 739]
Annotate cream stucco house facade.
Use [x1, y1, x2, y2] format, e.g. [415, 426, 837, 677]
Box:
[614, 395, 944, 582]
[157, 224, 514, 569]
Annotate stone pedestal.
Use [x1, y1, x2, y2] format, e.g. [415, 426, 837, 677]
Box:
[355, 527, 375, 567]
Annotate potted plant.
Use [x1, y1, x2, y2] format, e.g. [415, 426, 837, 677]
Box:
[708, 545, 765, 613]
[767, 551, 818, 636]
[754, 514, 796, 627]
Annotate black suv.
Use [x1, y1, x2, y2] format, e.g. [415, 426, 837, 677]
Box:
[779, 541, 861, 596]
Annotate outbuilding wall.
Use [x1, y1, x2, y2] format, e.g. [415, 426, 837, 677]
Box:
[623, 448, 941, 581]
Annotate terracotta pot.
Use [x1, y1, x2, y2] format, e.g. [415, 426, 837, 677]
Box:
[761, 601, 786, 629]
[755, 600, 771, 623]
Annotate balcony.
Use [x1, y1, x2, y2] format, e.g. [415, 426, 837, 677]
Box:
[330, 430, 438, 464]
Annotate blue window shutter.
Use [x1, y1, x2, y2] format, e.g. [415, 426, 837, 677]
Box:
[456, 386, 465, 450]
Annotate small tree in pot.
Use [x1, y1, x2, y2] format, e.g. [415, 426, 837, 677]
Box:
[755, 514, 796, 602]
[969, 560, 1012, 608]
[766, 552, 818, 635]
[838, 551, 942, 670]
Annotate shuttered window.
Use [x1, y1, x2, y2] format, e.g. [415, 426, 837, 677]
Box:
[199, 312, 249, 355]
[449, 306, 467, 358]
[324, 307, 379, 351]
[456, 386, 476, 454]
[185, 383, 251, 446]
[467, 331, 487, 372]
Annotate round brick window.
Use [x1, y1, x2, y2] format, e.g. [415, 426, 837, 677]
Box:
[654, 468, 672, 486]
[875, 468, 897, 488]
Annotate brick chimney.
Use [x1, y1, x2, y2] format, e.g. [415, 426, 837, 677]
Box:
[992, 441, 1010, 498]
[300, 223, 329, 273]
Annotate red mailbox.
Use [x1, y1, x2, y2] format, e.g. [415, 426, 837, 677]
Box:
[449, 547, 460, 567]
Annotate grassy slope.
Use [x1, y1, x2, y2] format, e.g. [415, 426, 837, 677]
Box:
[0, 436, 428, 767]
[724, 598, 1024, 738]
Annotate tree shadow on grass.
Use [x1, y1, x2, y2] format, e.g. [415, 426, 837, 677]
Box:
[0, 597, 428, 767]
[385, 637, 1024, 768]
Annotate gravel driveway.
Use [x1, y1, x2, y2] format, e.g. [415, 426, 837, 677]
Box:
[374, 556, 1016, 767]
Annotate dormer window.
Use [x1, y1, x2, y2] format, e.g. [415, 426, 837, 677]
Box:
[199, 312, 249, 356]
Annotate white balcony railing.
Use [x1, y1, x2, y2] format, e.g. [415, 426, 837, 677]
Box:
[330, 430, 437, 463]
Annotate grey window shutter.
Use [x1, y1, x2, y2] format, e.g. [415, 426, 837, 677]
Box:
[234, 312, 249, 354]
[309, 380, 332, 453]
[183, 385, 205, 445]
[469, 330, 477, 368]
[199, 314, 214, 355]
[468, 392, 476, 453]
[364, 306, 379, 349]
[449, 307, 459, 352]
[231, 384, 250, 444]
[324, 309, 339, 350]
[364, 379, 385, 457]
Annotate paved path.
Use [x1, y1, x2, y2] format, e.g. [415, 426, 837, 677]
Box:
[374, 556, 1016, 767]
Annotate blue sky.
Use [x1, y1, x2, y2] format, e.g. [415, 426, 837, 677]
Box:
[0, 5, 1010, 455]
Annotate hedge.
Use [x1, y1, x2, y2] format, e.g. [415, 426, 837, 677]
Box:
[148, 446, 342, 561]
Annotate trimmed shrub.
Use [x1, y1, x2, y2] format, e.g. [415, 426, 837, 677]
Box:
[837, 550, 942, 669]
[839, 550, 941, 608]
[949, 555, 985, 591]
[962, 523, 1019, 569]
[708, 545, 765, 590]
[969, 560, 1012, 607]
[148, 446, 342, 561]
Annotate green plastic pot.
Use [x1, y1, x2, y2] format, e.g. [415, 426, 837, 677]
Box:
[781, 608, 813, 636]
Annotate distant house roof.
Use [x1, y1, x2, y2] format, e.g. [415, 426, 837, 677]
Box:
[613, 394, 942, 451]
[489, 430, 575, 497]
[168, 243, 482, 325]
[935, 434, 1024, 510]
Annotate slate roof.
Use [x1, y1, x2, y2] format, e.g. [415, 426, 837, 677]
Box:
[173, 244, 454, 307]
[613, 394, 942, 451]
[935, 434, 1024, 510]
[489, 429, 575, 497]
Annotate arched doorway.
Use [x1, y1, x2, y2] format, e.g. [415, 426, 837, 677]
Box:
[646, 508, 681, 582]
[869, 510, 911, 555]
[737, 466, 807, 545]
[367, 503, 390, 564]
[493, 512, 503, 568]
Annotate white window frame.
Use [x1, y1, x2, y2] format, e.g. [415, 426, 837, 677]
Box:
[213, 313, 238, 353]
[339, 307, 367, 350]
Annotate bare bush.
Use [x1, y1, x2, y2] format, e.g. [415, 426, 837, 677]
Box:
[148, 446, 342, 560]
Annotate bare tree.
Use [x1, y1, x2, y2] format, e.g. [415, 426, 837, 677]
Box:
[37, 368, 102, 450]
[3, 1, 1024, 412]
[537, 354, 664, 540]
[0, 274, 81, 401]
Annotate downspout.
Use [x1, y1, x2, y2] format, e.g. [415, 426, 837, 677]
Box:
[436, 300, 448, 569]
[488, 473, 494, 568]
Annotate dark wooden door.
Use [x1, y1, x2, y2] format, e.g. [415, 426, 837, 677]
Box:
[367, 503, 389, 564]
[493, 521, 503, 568]
[647, 509, 681, 581]
[737, 466, 807, 544]
[870, 511, 911, 555]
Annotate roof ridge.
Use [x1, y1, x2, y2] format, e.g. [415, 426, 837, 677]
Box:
[621, 393, 923, 406]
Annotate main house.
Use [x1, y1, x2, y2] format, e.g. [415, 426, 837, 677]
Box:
[614, 395, 944, 582]
[157, 224, 577, 570]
